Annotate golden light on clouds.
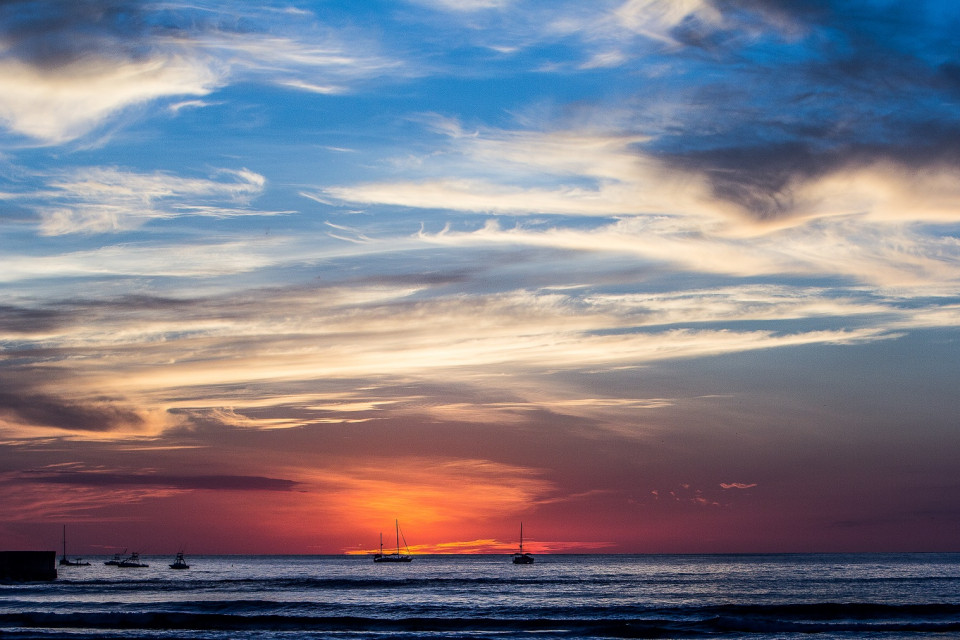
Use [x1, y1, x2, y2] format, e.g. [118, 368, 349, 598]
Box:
[304, 458, 555, 532]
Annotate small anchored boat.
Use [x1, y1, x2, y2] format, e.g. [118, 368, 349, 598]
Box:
[59, 526, 90, 567]
[374, 520, 412, 563]
[117, 552, 149, 568]
[169, 551, 189, 570]
[512, 523, 534, 564]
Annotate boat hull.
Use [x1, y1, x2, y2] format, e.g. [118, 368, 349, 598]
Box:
[117, 553, 148, 568]
[374, 555, 412, 563]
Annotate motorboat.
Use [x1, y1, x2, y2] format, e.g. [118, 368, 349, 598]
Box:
[169, 551, 189, 570]
[117, 552, 149, 568]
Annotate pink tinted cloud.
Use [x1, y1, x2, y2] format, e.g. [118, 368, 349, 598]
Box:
[720, 482, 758, 490]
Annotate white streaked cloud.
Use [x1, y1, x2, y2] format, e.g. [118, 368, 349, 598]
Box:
[416, 215, 960, 289]
[0, 239, 285, 283]
[409, 0, 515, 11]
[319, 121, 960, 290]
[14, 167, 273, 235]
[320, 124, 709, 217]
[3, 279, 915, 433]
[196, 31, 403, 85]
[613, 0, 721, 44]
[0, 6, 402, 144]
[0, 56, 223, 144]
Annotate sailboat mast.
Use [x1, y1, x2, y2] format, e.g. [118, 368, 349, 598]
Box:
[62, 525, 66, 559]
[395, 519, 400, 555]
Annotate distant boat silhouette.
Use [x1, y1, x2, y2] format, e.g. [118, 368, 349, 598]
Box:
[374, 520, 412, 562]
[169, 551, 189, 570]
[59, 525, 90, 566]
[104, 549, 126, 566]
[512, 523, 534, 564]
[117, 552, 149, 568]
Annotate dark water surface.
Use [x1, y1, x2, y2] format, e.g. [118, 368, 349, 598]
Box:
[2, 553, 959, 638]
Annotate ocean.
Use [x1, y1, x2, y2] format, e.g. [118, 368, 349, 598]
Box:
[2, 553, 959, 639]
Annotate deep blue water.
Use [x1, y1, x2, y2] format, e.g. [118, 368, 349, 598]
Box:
[2, 553, 959, 638]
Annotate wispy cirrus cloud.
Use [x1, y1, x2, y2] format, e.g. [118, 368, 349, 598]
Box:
[0, 277, 922, 439]
[319, 119, 960, 290]
[1, 166, 278, 235]
[408, 0, 514, 11]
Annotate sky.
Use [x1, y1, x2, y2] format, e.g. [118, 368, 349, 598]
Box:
[2, 0, 960, 556]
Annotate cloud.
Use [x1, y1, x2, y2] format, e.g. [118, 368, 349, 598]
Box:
[0, 0, 222, 143]
[320, 125, 708, 217]
[0, 282, 904, 440]
[5, 166, 276, 235]
[0, 55, 222, 144]
[0, 388, 144, 433]
[410, 0, 514, 11]
[318, 117, 960, 289]
[0, 1, 401, 143]
[25, 470, 299, 491]
[6, 268, 952, 440]
[614, 0, 722, 44]
[721, 482, 758, 490]
[0, 238, 292, 284]
[304, 457, 556, 531]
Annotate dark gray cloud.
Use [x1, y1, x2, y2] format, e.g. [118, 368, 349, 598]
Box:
[649, 0, 960, 219]
[0, 0, 153, 66]
[0, 375, 143, 432]
[0, 389, 143, 432]
[24, 470, 299, 491]
[659, 130, 960, 218]
[0, 304, 68, 334]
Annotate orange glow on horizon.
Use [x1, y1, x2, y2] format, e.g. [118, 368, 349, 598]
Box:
[345, 538, 618, 555]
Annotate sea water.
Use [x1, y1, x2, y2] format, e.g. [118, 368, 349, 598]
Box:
[2, 553, 959, 638]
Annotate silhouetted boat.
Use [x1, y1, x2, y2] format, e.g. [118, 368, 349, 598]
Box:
[169, 551, 189, 570]
[512, 523, 534, 564]
[374, 520, 412, 562]
[59, 525, 90, 566]
[104, 550, 126, 566]
[117, 552, 149, 568]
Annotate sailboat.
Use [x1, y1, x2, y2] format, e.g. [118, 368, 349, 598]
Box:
[373, 520, 412, 562]
[59, 525, 90, 566]
[512, 522, 534, 564]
